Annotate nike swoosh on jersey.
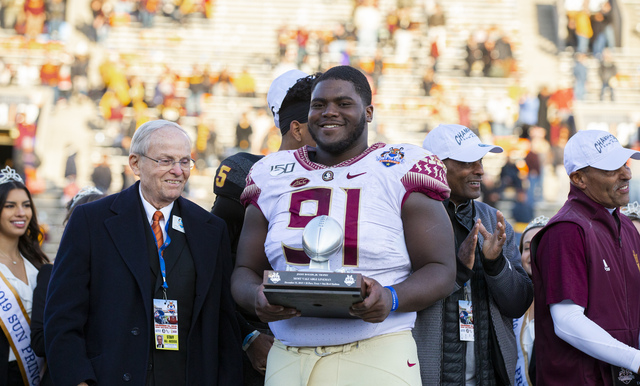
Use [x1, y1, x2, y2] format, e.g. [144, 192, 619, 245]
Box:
[346, 172, 367, 179]
[407, 360, 416, 367]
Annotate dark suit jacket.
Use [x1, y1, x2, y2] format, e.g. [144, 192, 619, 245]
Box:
[30, 263, 52, 386]
[44, 182, 242, 385]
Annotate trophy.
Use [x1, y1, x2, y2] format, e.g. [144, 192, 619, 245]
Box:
[263, 215, 365, 318]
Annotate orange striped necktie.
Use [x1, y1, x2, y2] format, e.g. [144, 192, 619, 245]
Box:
[152, 211, 164, 250]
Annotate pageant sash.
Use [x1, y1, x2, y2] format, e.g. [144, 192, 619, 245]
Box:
[0, 270, 44, 385]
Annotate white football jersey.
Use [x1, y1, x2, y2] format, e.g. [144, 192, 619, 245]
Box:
[242, 142, 450, 346]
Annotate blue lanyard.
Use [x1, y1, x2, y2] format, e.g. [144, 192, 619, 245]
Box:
[154, 218, 172, 292]
[463, 282, 470, 301]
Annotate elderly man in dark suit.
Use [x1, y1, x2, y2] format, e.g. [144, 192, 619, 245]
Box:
[44, 120, 242, 385]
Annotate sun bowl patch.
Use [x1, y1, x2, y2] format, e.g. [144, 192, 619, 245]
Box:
[377, 147, 405, 167]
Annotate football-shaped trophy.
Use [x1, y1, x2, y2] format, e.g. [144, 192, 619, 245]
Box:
[263, 215, 365, 318]
[302, 215, 343, 271]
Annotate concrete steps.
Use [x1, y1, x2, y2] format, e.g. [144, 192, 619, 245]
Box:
[558, 48, 640, 104]
[33, 186, 66, 260]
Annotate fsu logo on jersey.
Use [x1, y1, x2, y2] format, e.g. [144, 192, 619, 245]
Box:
[377, 147, 405, 167]
[322, 171, 334, 181]
[290, 177, 310, 188]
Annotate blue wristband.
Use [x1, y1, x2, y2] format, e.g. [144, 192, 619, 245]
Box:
[384, 286, 399, 312]
[242, 330, 260, 351]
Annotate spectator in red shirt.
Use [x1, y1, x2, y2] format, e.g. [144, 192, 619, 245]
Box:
[40, 58, 60, 103]
[24, 0, 45, 37]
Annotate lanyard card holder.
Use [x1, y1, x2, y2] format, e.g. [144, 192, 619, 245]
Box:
[153, 298, 179, 350]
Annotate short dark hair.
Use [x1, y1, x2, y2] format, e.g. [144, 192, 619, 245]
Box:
[280, 73, 321, 112]
[312, 66, 372, 106]
[278, 73, 321, 135]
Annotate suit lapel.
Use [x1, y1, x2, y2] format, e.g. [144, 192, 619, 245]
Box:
[164, 207, 187, 278]
[180, 198, 223, 321]
[104, 183, 152, 314]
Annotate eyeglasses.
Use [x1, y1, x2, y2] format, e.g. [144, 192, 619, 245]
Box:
[141, 154, 195, 170]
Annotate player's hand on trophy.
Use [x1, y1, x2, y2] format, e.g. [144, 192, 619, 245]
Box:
[255, 284, 301, 322]
[458, 219, 480, 269]
[349, 276, 392, 323]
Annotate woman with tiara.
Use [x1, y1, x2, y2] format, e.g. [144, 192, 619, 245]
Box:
[0, 166, 49, 385]
[30, 186, 105, 386]
[513, 215, 549, 386]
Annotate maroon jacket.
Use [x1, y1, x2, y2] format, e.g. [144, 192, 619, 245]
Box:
[532, 184, 640, 385]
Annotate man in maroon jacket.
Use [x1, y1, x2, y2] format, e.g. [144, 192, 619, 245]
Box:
[532, 129, 640, 385]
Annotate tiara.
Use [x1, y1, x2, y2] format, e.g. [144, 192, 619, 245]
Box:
[523, 215, 550, 234]
[0, 166, 23, 185]
[621, 201, 640, 220]
[69, 186, 103, 209]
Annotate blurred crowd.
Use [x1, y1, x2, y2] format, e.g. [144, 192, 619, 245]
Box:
[565, 0, 614, 57]
[464, 27, 515, 78]
[0, 0, 66, 39]
[0, 0, 637, 219]
[88, 0, 214, 37]
[451, 81, 578, 226]
[566, 0, 622, 102]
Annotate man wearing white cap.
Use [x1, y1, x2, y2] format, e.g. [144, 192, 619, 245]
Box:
[211, 69, 318, 385]
[419, 124, 533, 386]
[531, 129, 640, 385]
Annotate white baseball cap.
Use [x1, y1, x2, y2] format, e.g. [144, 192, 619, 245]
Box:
[422, 124, 503, 162]
[564, 129, 640, 175]
[267, 69, 308, 129]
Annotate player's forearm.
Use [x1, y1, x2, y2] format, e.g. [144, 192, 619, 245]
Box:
[394, 261, 455, 312]
[231, 266, 263, 315]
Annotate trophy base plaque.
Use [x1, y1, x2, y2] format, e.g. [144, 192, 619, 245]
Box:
[263, 270, 365, 318]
